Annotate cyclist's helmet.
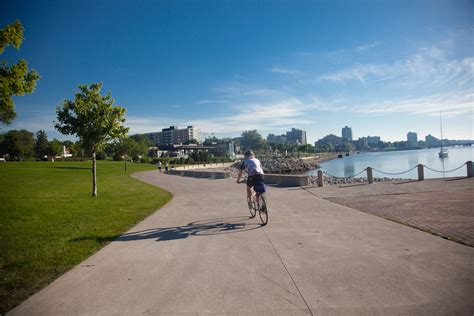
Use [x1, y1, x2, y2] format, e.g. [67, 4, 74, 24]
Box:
[244, 150, 254, 158]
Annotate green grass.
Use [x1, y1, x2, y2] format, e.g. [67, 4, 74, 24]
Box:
[0, 160, 172, 313]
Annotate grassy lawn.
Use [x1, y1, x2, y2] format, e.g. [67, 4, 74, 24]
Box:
[0, 160, 171, 314]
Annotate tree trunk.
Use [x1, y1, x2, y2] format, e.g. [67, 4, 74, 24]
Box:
[92, 152, 97, 197]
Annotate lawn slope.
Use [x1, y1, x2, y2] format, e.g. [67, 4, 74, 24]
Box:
[0, 161, 171, 313]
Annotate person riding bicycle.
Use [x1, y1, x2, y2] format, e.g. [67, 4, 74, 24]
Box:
[236, 150, 266, 206]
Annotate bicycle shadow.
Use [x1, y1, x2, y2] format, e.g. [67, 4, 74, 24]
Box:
[70, 216, 262, 243]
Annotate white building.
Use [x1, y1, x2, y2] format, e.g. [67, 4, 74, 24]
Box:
[146, 126, 201, 147]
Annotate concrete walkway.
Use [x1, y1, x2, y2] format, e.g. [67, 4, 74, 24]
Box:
[9, 172, 474, 315]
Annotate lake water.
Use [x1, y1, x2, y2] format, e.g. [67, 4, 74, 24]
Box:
[305, 147, 474, 179]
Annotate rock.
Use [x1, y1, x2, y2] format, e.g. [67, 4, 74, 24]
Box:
[307, 175, 410, 186]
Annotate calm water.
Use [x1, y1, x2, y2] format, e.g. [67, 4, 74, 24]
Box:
[305, 147, 474, 179]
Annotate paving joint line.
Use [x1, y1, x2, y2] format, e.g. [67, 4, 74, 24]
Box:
[261, 227, 314, 316]
[302, 187, 473, 200]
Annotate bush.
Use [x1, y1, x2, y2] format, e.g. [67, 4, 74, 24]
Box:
[96, 151, 107, 160]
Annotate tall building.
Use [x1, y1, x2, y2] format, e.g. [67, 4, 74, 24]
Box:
[145, 126, 201, 147]
[267, 133, 287, 143]
[357, 137, 368, 149]
[286, 128, 307, 145]
[407, 132, 418, 144]
[341, 126, 353, 141]
[367, 136, 381, 145]
[425, 134, 440, 147]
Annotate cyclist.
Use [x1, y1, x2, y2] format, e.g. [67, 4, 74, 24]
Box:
[236, 150, 266, 207]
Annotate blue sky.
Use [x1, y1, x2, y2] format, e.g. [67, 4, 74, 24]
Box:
[1, 0, 473, 143]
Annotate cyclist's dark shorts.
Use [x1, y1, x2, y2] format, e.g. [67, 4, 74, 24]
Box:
[247, 174, 264, 188]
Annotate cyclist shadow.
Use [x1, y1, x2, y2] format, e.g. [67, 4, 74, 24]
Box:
[71, 216, 261, 244]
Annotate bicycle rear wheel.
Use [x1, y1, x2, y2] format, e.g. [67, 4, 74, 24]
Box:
[247, 197, 256, 218]
[258, 194, 268, 225]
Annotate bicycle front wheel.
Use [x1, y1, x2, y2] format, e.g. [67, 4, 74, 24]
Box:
[258, 195, 268, 225]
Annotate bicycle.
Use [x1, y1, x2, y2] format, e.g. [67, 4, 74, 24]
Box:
[241, 181, 268, 225]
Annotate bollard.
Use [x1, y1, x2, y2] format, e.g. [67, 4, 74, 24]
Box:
[467, 161, 473, 178]
[418, 164, 424, 181]
[367, 167, 373, 184]
[317, 170, 323, 187]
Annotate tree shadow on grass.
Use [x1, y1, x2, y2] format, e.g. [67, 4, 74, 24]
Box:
[70, 216, 262, 243]
[53, 166, 91, 170]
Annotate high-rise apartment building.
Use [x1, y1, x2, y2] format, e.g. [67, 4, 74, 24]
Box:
[145, 126, 201, 147]
[286, 128, 307, 145]
[342, 126, 353, 141]
[407, 132, 418, 144]
[425, 134, 440, 147]
[367, 136, 381, 145]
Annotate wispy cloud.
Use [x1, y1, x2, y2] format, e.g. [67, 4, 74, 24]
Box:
[196, 99, 230, 105]
[353, 90, 473, 117]
[355, 41, 383, 52]
[319, 46, 474, 88]
[268, 66, 302, 75]
[319, 63, 394, 83]
[212, 82, 284, 99]
[189, 98, 314, 133]
[124, 115, 179, 135]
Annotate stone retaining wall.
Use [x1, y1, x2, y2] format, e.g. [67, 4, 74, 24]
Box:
[167, 169, 230, 179]
[263, 174, 309, 187]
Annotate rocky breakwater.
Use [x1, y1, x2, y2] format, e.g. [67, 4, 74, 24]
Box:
[308, 175, 410, 186]
[226, 156, 320, 177]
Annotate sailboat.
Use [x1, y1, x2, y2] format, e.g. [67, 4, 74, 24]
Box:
[438, 111, 448, 158]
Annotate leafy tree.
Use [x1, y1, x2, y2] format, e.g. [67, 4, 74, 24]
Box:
[185, 138, 199, 145]
[130, 134, 154, 147]
[203, 136, 219, 145]
[0, 20, 40, 124]
[110, 137, 148, 170]
[240, 130, 265, 151]
[35, 130, 49, 158]
[298, 144, 314, 153]
[47, 139, 63, 157]
[55, 83, 128, 196]
[3, 129, 35, 161]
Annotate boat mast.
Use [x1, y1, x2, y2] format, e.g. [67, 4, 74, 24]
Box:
[440, 110, 444, 149]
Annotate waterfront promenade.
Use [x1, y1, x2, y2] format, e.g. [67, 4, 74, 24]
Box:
[9, 172, 474, 315]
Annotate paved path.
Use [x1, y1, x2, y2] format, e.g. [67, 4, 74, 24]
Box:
[9, 172, 474, 315]
[307, 177, 474, 247]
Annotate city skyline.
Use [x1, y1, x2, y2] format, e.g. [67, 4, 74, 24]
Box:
[1, 1, 473, 143]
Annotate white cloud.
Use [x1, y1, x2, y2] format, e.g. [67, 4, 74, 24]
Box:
[268, 66, 302, 75]
[353, 91, 474, 117]
[124, 115, 180, 135]
[355, 41, 383, 52]
[196, 99, 230, 105]
[319, 46, 474, 88]
[189, 97, 315, 134]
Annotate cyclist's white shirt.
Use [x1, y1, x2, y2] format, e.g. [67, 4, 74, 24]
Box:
[241, 158, 264, 177]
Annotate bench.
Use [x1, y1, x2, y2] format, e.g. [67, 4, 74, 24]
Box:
[0, 158, 5, 162]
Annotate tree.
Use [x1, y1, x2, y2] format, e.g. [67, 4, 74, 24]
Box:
[35, 130, 49, 158]
[130, 134, 154, 147]
[0, 20, 40, 124]
[3, 129, 35, 161]
[240, 130, 265, 151]
[298, 144, 314, 153]
[47, 139, 63, 157]
[110, 137, 147, 170]
[55, 83, 128, 196]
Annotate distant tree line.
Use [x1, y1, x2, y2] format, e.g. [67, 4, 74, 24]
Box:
[0, 129, 155, 162]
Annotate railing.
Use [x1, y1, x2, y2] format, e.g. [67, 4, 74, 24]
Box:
[314, 161, 473, 187]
